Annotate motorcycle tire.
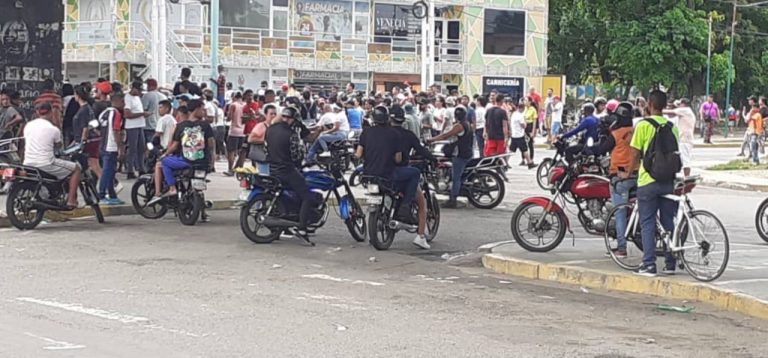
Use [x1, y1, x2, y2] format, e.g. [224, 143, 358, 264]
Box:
[349, 169, 361, 187]
[426, 192, 440, 242]
[6, 181, 45, 230]
[510, 202, 566, 252]
[466, 171, 506, 210]
[240, 195, 281, 244]
[755, 198, 768, 243]
[344, 198, 367, 242]
[536, 158, 554, 191]
[178, 191, 202, 226]
[368, 205, 396, 251]
[130, 178, 168, 219]
[82, 180, 104, 224]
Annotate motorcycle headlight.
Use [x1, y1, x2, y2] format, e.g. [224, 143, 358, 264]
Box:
[194, 170, 207, 178]
[366, 183, 380, 194]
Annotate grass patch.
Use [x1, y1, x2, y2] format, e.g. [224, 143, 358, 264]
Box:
[708, 159, 768, 171]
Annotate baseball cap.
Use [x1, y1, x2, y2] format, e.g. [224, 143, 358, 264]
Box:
[96, 81, 113, 95]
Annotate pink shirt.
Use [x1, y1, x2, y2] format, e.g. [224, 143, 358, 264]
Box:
[228, 101, 245, 137]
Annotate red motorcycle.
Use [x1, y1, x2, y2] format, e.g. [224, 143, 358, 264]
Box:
[510, 149, 611, 252]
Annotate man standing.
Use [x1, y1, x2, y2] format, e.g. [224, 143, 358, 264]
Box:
[664, 98, 696, 176]
[747, 100, 764, 165]
[124, 81, 150, 178]
[211, 65, 226, 108]
[483, 95, 509, 157]
[98, 93, 126, 203]
[225, 92, 246, 176]
[621, 90, 680, 276]
[0, 90, 23, 139]
[550, 96, 564, 142]
[699, 95, 719, 144]
[474, 97, 487, 157]
[543, 88, 554, 135]
[33, 79, 63, 128]
[142, 79, 163, 145]
[299, 88, 317, 122]
[173, 68, 201, 96]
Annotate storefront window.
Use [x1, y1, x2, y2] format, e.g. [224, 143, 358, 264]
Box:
[294, 0, 353, 41]
[221, 0, 271, 29]
[483, 9, 525, 56]
[374, 3, 420, 43]
[274, 9, 288, 38]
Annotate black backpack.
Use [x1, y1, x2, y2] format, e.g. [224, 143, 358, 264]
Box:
[642, 118, 682, 182]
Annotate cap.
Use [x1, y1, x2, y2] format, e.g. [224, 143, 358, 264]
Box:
[390, 105, 406, 122]
[281, 83, 289, 91]
[35, 101, 52, 115]
[96, 81, 112, 95]
[145, 78, 158, 88]
[257, 89, 265, 96]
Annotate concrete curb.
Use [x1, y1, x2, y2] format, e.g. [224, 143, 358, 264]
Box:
[482, 253, 768, 321]
[700, 178, 768, 192]
[532, 143, 740, 150]
[0, 199, 241, 229]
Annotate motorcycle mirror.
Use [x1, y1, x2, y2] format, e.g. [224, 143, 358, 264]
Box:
[146, 143, 154, 151]
[586, 137, 595, 147]
[88, 119, 99, 129]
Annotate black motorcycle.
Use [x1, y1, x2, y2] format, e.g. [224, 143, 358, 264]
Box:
[2, 140, 104, 230]
[363, 159, 441, 250]
[130, 143, 210, 226]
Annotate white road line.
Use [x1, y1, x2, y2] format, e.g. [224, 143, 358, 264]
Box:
[24, 332, 85, 351]
[301, 274, 385, 286]
[714, 278, 768, 286]
[16, 297, 149, 323]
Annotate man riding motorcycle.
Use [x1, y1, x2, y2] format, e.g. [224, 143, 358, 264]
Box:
[265, 105, 315, 240]
[23, 102, 82, 209]
[389, 104, 437, 249]
[555, 102, 600, 162]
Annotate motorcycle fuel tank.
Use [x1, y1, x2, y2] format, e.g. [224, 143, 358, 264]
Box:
[548, 166, 567, 185]
[570, 175, 610, 199]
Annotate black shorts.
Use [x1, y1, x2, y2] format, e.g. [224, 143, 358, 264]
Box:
[509, 137, 528, 153]
[227, 136, 245, 151]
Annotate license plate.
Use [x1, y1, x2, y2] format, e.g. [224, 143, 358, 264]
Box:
[191, 179, 207, 190]
[367, 196, 382, 204]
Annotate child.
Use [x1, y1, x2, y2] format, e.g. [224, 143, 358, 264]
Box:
[154, 100, 176, 148]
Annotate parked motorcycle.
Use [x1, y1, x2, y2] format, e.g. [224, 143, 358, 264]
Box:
[427, 140, 507, 209]
[130, 143, 210, 226]
[510, 141, 611, 252]
[2, 138, 104, 230]
[536, 140, 609, 191]
[364, 159, 441, 250]
[238, 141, 366, 245]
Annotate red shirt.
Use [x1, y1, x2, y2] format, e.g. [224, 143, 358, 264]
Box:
[529, 92, 542, 109]
[34, 91, 63, 127]
[243, 101, 260, 120]
[244, 119, 258, 135]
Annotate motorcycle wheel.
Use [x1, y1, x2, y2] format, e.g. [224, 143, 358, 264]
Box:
[6, 181, 45, 230]
[240, 195, 281, 244]
[130, 178, 168, 219]
[466, 171, 505, 209]
[344, 198, 367, 242]
[426, 192, 440, 242]
[81, 179, 104, 224]
[178, 191, 202, 226]
[510, 202, 566, 252]
[536, 158, 554, 190]
[368, 205, 396, 251]
[755, 198, 768, 243]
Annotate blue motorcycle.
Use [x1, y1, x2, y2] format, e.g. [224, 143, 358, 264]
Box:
[238, 142, 366, 245]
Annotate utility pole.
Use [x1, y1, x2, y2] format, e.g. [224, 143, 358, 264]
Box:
[210, 0, 220, 91]
[706, 14, 712, 98]
[159, 1, 167, 86]
[421, 7, 428, 89]
[427, 0, 435, 90]
[151, 0, 160, 80]
[725, 2, 736, 126]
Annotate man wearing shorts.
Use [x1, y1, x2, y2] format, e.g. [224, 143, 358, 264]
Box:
[23, 102, 81, 208]
[663, 98, 695, 176]
[483, 94, 509, 156]
[225, 92, 246, 176]
[509, 99, 536, 169]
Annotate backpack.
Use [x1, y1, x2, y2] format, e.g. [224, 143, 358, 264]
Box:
[642, 118, 681, 182]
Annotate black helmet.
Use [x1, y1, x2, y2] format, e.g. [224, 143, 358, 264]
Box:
[615, 102, 634, 119]
[372, 105, 389, 124]
[581, 103, 596, 116]
[281, 106, 300, 121]
[454, 106, 467, 121]
[390, 104, 405, 122]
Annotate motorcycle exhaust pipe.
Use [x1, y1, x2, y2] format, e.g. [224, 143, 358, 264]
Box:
[387, 220, 417, 232]
[260, 216, 299, 228]
[204, 200, 213, 209]
[31, 201, 65, 210]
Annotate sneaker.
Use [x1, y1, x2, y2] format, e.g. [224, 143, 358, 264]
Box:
[441, 200, 458, 209]
[661, 265, 676, 276]
[146, 196, 164, 206]
[635, 265, 657, 277]
[222, 171, 234, 177]
[200, 214, 210, 223]
[412, 235, 431, 250]
[527, 163, 537, 169]
[114, 182, 124, 195]
[611, 248, 627, 258]
[108, 198, 125, 206]
[518, 160, 526, 166]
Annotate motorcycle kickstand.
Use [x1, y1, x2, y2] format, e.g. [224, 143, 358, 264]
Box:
[290, 228, 316, 247]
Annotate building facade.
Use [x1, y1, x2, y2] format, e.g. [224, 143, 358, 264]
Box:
[62, 0, 548, 96]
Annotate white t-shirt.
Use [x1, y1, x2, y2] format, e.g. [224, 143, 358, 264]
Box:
[336, 111, 350, 132]
[124, 94, 146, 129]
[319, 112, 336, 128]
[510, 110, 526, 138]
[552, 102, 564, 123]
[204, 100, 217, 123]
[475, 107, 486, 129]
[23, 118, 61, 167]
[672, 107, 696, 145]
[433, 107, 448, 131]
[155, 114, 177, 148]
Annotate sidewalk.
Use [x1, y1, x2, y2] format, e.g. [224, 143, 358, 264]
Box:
[483, 240, 768, 321]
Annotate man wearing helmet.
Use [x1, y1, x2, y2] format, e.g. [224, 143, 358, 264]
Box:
[556, 102, 600, 162]
[265, 105, 315, 240]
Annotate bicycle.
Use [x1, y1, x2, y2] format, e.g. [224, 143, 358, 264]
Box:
[603, 176, 729, 282]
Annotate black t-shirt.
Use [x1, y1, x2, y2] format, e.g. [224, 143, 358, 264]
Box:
[360, 125, 400, 178]
[456, 120, 474, 159]
[92, 100, 110, 119]
[72, 104, 94, 142]
[485, 107, 508, 140]
[172, 119, 215, 168]
[392, 126, 431, 166]
[266, 121, 302, 173]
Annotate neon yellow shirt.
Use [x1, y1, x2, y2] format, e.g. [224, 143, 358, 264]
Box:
[630, 115, 680, 187]
[524, 106, 537, 124]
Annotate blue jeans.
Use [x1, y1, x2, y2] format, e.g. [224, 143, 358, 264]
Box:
[392, 166, 420, 207]
[751, 134, 760, 164]
[451, 157, 470, 200]
[611, 177, 637, 250]
[99, 151, 118, 199]
[637, 181, 678, 268]
[307, 131, 348, 162]
[475, 129, 485, 158]
[551, 122, 562, 136]
[161, 155, 191, 187]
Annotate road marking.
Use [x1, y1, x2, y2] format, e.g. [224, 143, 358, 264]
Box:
[16, 297, 149, 323]
[301, 274, 384, 286]
[726, 264, 768, 271]
[24, 332, 85, 351]
[295, 293, 368, 311]
[714, 278, 768, 286]
[731, 243, 768, 248]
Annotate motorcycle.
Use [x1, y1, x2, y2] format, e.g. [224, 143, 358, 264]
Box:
[536, 139, 610, 191]
[755, 197, 768, 243]
[510, 140, 611, 252]
[363, 159, 441, 250]
[130, 143, 210, 226]
[0, 137, 23, 194]
[1, 136, 104, 230]
[237, 140, 366, 245]
[427, 140, 507, 209]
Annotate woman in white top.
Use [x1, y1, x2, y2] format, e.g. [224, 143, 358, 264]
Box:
[474, 97, 487, 157]
[432, 96, 448, 136]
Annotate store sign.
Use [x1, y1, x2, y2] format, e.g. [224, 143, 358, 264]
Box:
[374, 3, 421, 38]
[295, 0, 353, 40]
[293, 70, 349, 82]
[482, 76, 525, 96]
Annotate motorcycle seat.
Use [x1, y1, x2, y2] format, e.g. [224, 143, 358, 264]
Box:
[327, 140, 348, 151]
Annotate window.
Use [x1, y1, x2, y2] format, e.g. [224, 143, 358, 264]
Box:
[220, 0, 270, 29]
[483, 9, 525, 56]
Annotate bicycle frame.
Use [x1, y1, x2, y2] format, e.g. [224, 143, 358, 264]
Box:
[620, 187, 699, 255]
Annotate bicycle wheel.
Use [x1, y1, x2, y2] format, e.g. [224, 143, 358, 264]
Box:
[677, 210, 729, 282]
[754, 198, 768, 243]
[535, 158, 554, 190]
[603, 203, 643, 271]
